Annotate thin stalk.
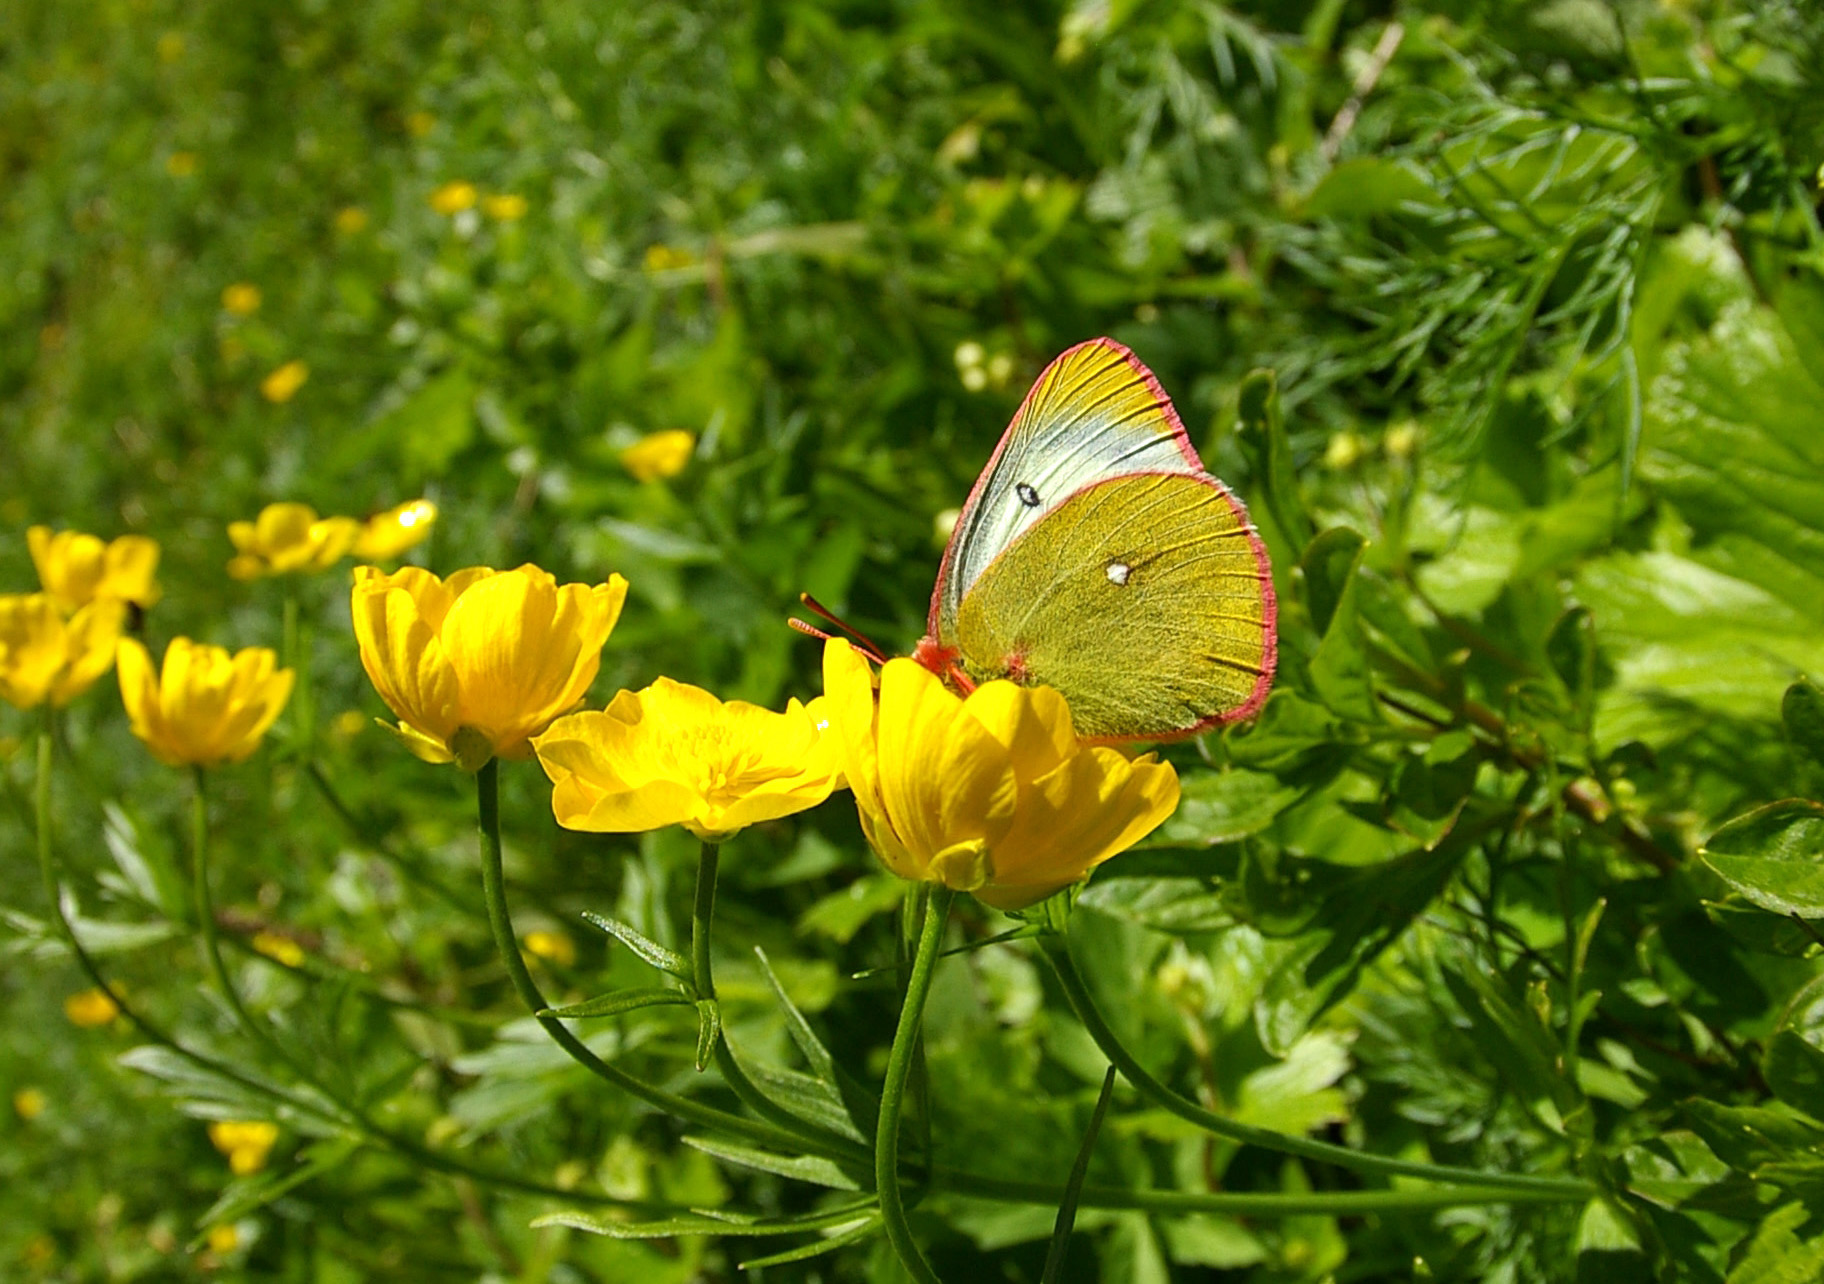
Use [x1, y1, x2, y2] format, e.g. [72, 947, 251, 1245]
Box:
[1040, 938, 1594, 1199]
[691, 841, 869, 1161]
[877, 884, 953, 1284]
[931, 1168, 1581, 1216]
[473, 762, 816, 1153]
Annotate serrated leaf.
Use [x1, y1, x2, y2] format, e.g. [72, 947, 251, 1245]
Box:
[1726, 1203, 1824, 1284]
[538, 987, 692, 1020]
[1147, 769, 1299, 848]
[1681, 1098, 1824, 1171]
[579, 911, 690, 979]
[1302, 528, 1379, 723]
[682, 1136, 864, 1190]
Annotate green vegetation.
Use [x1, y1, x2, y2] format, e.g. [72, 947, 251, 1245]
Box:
[5, 0, 1824, 1278]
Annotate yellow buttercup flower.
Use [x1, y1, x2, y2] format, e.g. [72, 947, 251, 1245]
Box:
[208, 1120, 280, 1176]
[117, 638, 294, 767]
[0, 595, 126, 709]
[227, 502, 361, 579]
[28, 526, 162, 608]
[350, 564, 627, 770]
[335, 206, 369, 235]
[430, 181, 478, 215]
[260, 359, 309, 403]
[822, 640, 1179, 911]
[619, 430, 696, 482]
[206, 1224, 242, 1254]
[533, 678, 844, 842]
[12, 1087, 46, 1120]
[351, 500, 438, 560]
[64, 987, 121, 1027]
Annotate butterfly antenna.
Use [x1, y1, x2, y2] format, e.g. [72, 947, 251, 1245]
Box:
[792, 593, 890, 665]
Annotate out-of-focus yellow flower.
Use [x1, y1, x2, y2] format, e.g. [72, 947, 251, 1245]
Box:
[156, 31, 185, 62]
[351, 564, 627, 770]
[117, 638, 294, 768]
[335, 206, 369, 235]
[13, 1087, 46, 1120]
[227, 502, 360, 579]
[208, 1121, 281, 1176]
[0, 595, 126, 709]
[166, 151, 198, 177]
[483, 193, 528, 221]
[206, 1224, 241, 1253]
[351, 500, 437, 561]
[405, 109, 436, 138]
[430, 181, 477, 215]
[822, 640, 1178, 910]
[260, 359, 309, 403]
[221, 282, 261, 316]
[331, 709, 368, 741]
[619, 430, 695, 482]
[522, 929, 576, 966]
[64, 988, 121, 1027]
[28, 526, 162, 609]
[642, 244, 695, 272]
[251, 932, 305, 968]
[534, 679, 844, 842]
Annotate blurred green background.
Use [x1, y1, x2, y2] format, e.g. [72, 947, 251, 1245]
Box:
[6, 0, 1824, 1279]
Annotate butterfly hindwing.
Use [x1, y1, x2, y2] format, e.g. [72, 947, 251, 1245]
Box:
[931, 338, 1201, 642]
[953, 472, 1275, 741]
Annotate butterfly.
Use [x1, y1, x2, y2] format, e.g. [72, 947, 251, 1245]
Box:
[910, 337, 1277, 743]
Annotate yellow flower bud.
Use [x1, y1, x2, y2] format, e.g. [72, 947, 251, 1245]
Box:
[822, 640, 1178, 910]
[27, 526, 162, 609]
[522, 929, 576, 966]
[0, 594, 126, 709]
[208, 1120, 280, 1176]
[533, 678, 845, 842]
[350, 564, 627, 768]
[227, 502, 360, 579]
[619, 430, 696, 482]
[116, 638, 294, 767]
[351, 500, 438, 561]
[251, 932, 306, 968]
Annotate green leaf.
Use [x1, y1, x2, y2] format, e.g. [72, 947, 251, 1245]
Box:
[738, 1215, 881, 1269]
[537, 987, 693, 1020]
[797, 874, 906, 944]
[1040, 1065, 1117, 1284]
[1784, 680, 1824, 768]
[1765, 1031, 1824, 1123]
[1147, 769, 1300, 848]
[191, 1139, 361, 1244]
[579, 911, 691, 979]
[754, 946, 880, 1139]
[732, 1055, 867, 1143]
[1681, 1098, 1824, 1171]
[1303, 158, 1439, 218]
[1235, 367, 1313, 564]
[681, 1136, 864, 1190]
[534, 1199, 876, 1239]
[1701, 801, 1824, 919]
[1301, 528, 1378, 723]
[1726, 1203, 1824, 1284]
[694, 1000, 721, 1073]
[1574, 1199, 1649, 1284]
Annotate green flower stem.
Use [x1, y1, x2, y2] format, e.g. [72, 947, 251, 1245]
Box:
[1039, 936, 1595, 1200]
[930, 1168, 1580, 1216]
[34, 720, 665, 1211]
[691, 841, 871, 1162]
[877, 884, 954, 1284]
[474, 761, 814, 1153]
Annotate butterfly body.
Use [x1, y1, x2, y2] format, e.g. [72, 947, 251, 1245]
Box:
[917, 338, 1277, 743]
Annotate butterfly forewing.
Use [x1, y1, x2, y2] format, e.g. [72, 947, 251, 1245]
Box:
[932, 338, 1201, 641]
[953, 472, 1274, 741]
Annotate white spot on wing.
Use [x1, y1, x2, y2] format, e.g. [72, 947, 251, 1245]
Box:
[1106, 561, 1131, 586]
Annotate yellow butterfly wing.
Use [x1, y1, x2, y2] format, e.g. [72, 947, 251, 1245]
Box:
[929, 338, 1203, 643]
[920, 337, 1276, 741]
[952, 472, 1275, 741]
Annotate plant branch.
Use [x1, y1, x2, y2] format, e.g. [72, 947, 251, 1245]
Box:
[877, 884, 953, 1284]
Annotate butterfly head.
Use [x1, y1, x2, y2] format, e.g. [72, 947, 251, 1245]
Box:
[911, 636, 978, 695]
